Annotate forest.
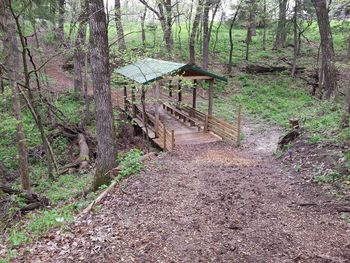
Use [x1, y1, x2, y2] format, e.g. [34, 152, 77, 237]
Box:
[0, 0, 350, 262]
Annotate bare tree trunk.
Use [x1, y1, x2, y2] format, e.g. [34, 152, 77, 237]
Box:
[9, 1, 58, 179]
[141, 7, 147, 48]
[273, 0, 287, 50]
[1, 3, 31, 193]
[74, 0, 87, 94]
[57, 0, 65, 43]
[189, 0, 203, 64]
[341, 86, 350, 128]
[202, 0, 211, 70]
[245, 0, 256, 61]
[228, 6, 240, 73]
[115, 0, 126, 51]
[89, 0, 117, 190]
[312, 0, 337, 99]
[291, 0, 298, 77]
[262, 0, 267, 50]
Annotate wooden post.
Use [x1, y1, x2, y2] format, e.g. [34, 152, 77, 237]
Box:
[171, 130, 175, 150]
[116, 94, 119, 108]
[178, 81, 182, 103]
[169, 80, 172, 97]
[237, 105, 241, 146]
[192, 80, 197, 110]
[131, 85, 136, 118]
[123, 86, 127, 111]
[163, 126, 166, 150]
[204, 115, 209, 132]
[155, 82, 160, 137]
[208, 79, 214, 115]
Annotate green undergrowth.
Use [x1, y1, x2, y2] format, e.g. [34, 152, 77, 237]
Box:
[0, 149, 143, 262]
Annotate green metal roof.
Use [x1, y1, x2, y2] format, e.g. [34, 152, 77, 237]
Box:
[115, 58, 227, 84]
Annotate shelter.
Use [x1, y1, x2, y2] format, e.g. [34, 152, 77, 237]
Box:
[115, 58, 240, 151]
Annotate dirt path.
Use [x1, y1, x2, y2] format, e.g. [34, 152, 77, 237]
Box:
[23, 54, 350, 262]
[20, 136, 350, 262]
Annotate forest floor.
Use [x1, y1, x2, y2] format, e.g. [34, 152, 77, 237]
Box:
[17, 118, 350, 262]
[10, 46, 350, 262]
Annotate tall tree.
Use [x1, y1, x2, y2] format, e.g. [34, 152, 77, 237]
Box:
[57, 0, 65, 43]
[312, 0, 337, 99]
[189, 0, 203, 64]
[138, 0, 174, 56]
[273, 0, 288, 50]
[74, 0, 87, 94]
[228, 5, 241, 73]
[115, 0, 126, 51]
[1, 1, 31, 194]
[202, 0, 211, 69]
[88, 0, 117, 190]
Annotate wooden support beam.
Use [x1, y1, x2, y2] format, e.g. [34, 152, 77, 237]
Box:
[131, 85, 136, 118]
[204, 115, 209, 132]
[163, 76, 214, 81]
[208, 80, 214, 115]
[168, 80, 172, 97]
[237, 105, 242, 146]
[178, 81, 182, 103]
[123, 86, 127, 110]
[155, 82, 160, 137]
[192, 80, 197, 110]
[171, 130, 175, 150]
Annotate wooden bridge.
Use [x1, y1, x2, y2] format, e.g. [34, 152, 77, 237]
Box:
[115, 58, 241, 151]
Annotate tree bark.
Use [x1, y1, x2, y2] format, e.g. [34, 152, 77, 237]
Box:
[115, 0, 126, 51]
[88, 0, 117, 190]
[1, 2, 31, 194]
[312, 0, 337, 99]
[341, 85, 350, 128]
[189, 0, 203, 65]
[141, 7, 147, 48]
[73, 0, 87, 94]
[291, 0, 299, 77]
[57, 0, 65, 43]
[341, 86, 350, 128]
[202, 0, 211, 70]
[273, 0, 288, 50]
[228, 6, 240, 74]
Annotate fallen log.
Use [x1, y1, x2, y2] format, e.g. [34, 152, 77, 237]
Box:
[244, 64, 305, 74]
[278, 129, 300, 149]
[0, 184, 49, 212]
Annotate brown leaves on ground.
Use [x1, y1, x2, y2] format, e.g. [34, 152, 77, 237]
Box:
[14, 142, 350, 263]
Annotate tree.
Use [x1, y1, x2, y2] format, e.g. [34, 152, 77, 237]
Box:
[1, 1, 31, 194]
[115, 0, 126, 51]
[228, 5, 241, 73]
[312, 0, 337, 99]
[88, 0, 117, 190]
[138, 0, 174, 56]
[202, 0, 211, 69]
[57, 0, 65, 43]
[273, 0, 288, 50]
[189, 0, 203, 64]
[74, 0, 87, 94]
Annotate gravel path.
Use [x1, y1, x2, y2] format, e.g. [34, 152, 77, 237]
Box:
[20, 140, 350, 263]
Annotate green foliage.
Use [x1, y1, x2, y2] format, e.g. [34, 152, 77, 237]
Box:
[116, 149, 143, 180]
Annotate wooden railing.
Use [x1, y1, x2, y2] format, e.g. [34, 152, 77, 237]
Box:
[206, 106, 241, 145]
[156, 120, 175, 151]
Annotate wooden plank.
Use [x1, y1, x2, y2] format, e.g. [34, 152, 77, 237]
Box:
[208, 115, 237, 130]
[208, 80, 214, 115]
[208, 123, 237, 139]
[237, 105, 241, 146]
[162, 76, 214, 81]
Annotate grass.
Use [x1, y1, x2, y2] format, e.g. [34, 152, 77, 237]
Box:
[0, 148, 144, 261]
